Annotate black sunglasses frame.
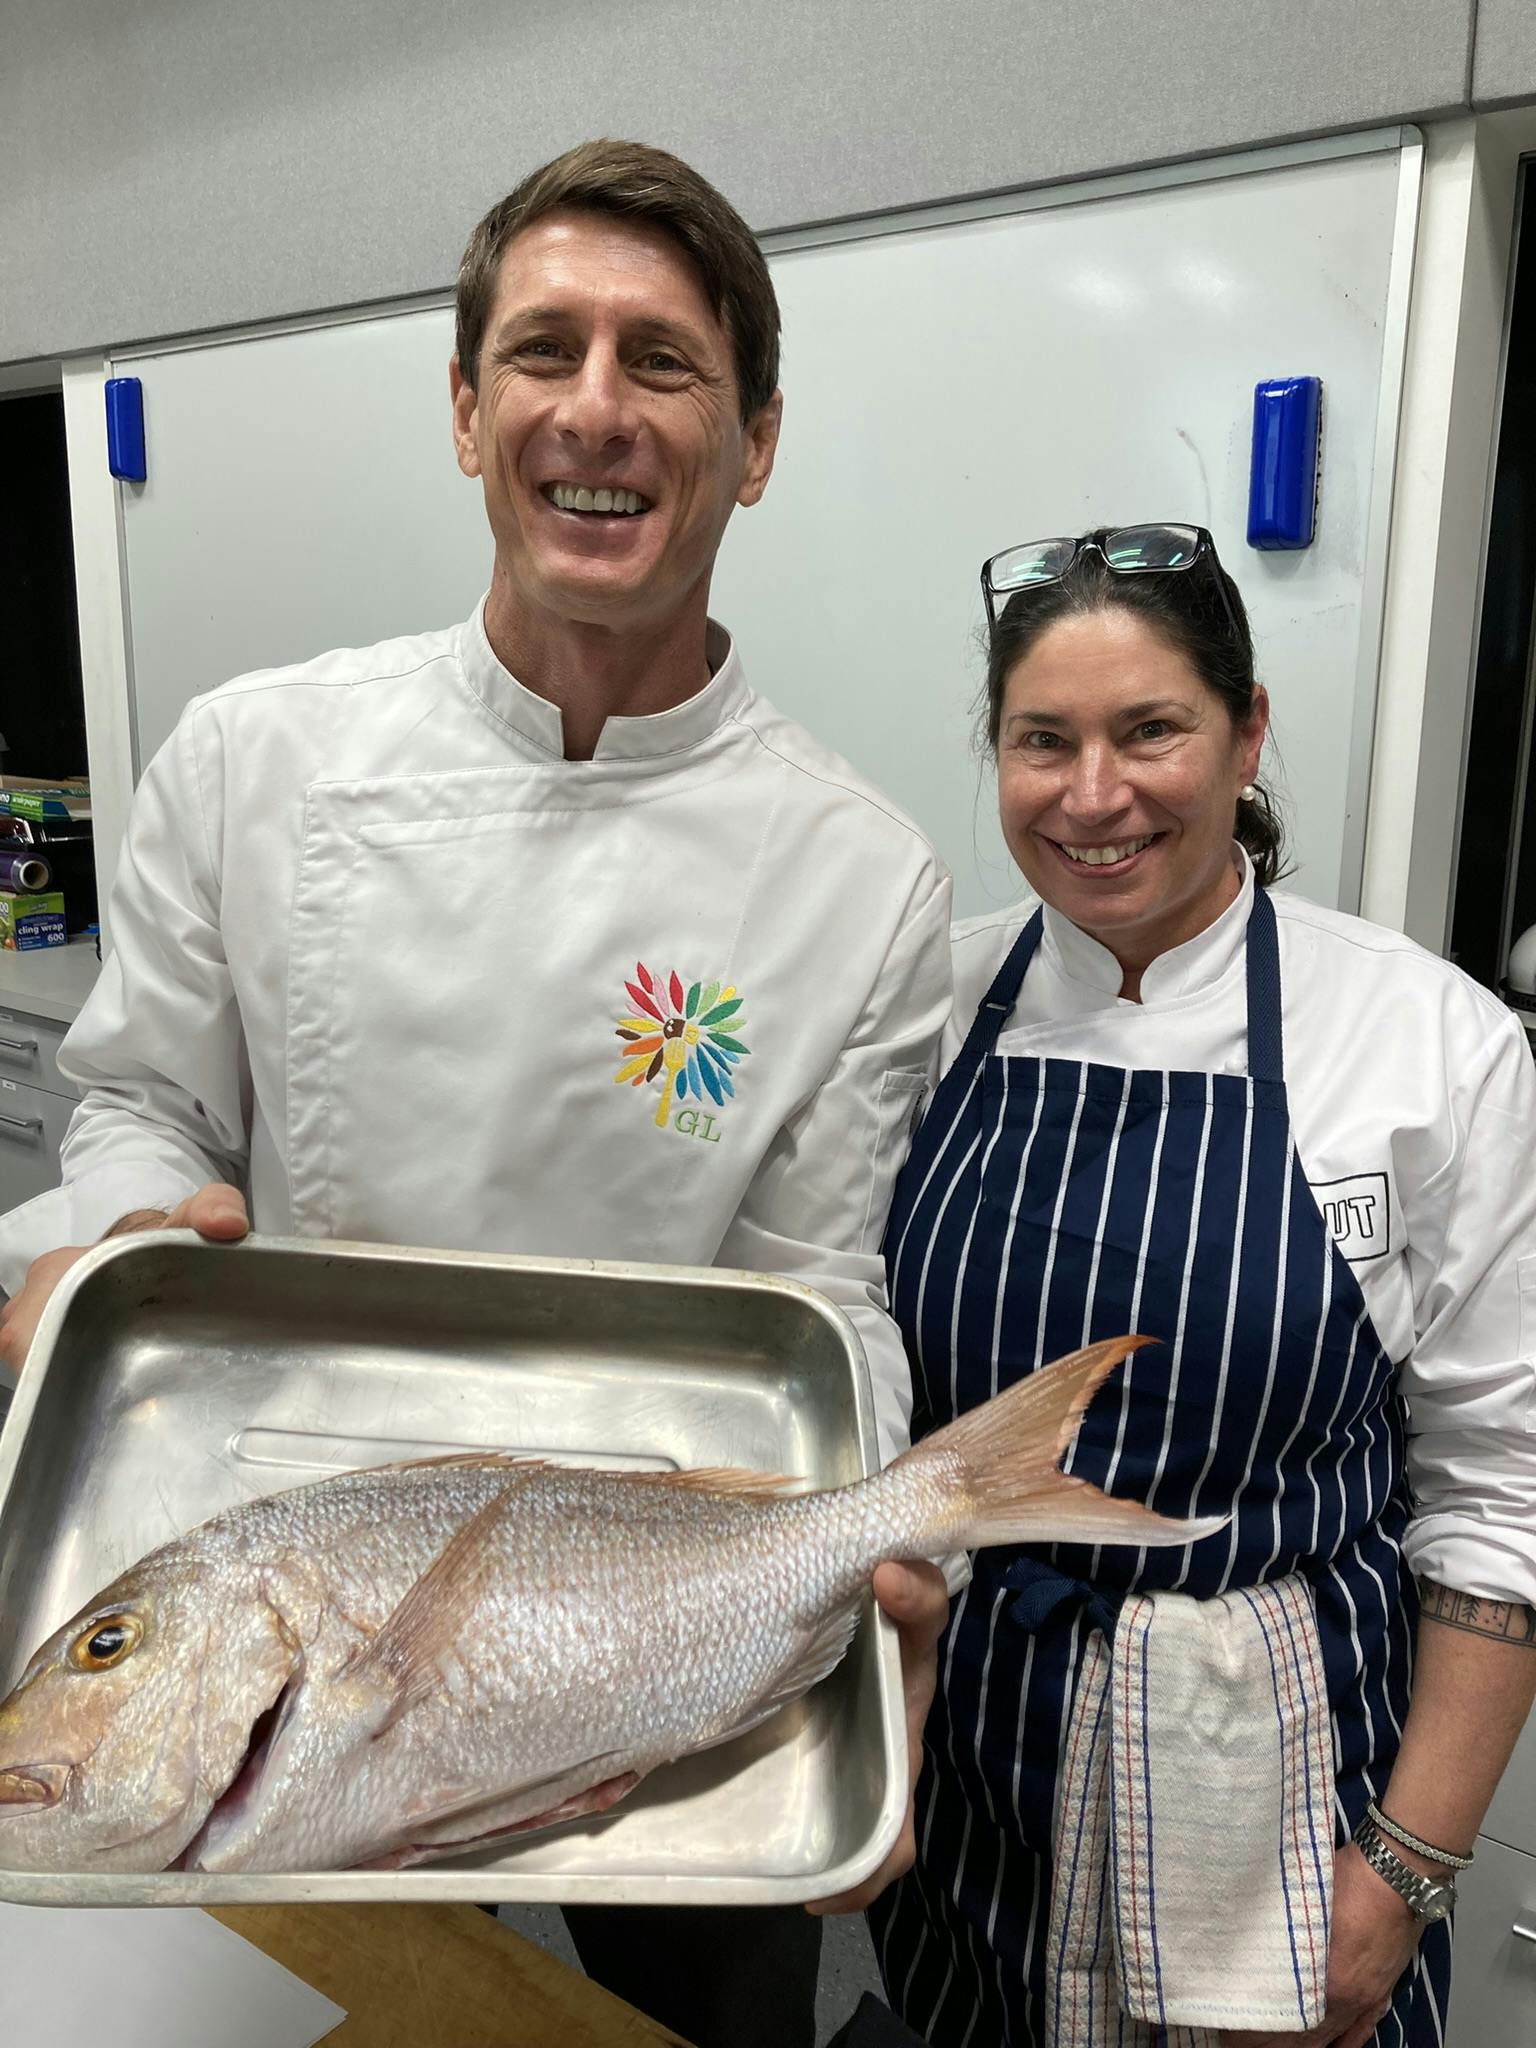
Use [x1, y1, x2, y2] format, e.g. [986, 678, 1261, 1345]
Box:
[980, 524, 1242, 645]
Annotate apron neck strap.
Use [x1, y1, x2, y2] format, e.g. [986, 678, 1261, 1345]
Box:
[952, 888, 1285, 1087]
[1243, 885, 1285, 1084]
[949, 910, 1045, 1086]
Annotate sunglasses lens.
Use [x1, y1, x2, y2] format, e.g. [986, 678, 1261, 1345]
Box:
[1104, 524, 1203, 571]
[988, 538, 1077, 593]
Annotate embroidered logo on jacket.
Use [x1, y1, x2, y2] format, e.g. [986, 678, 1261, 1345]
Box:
[614, 962, 750, 1136]
[1308, 1172, 1391, 1262]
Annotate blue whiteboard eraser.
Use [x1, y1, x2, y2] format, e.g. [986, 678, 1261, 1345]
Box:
[1247, 376, 1320, 549]
[104, 376, 146, 482]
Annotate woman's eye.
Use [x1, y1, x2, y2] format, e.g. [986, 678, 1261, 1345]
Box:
[1020, 730, 1061, 752]
[1135, 721, 1171, 741]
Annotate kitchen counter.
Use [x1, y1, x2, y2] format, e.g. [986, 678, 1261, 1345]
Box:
[0, 935, 101, 1026]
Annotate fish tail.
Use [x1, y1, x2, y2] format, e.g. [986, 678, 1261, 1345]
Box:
[896, 1335, 1228, 1551]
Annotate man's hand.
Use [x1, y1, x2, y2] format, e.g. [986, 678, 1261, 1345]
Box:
[0, 1182, 249, 1377]
[1220, 1842, 1421, 2048]
[805, 1557, 949, 1915]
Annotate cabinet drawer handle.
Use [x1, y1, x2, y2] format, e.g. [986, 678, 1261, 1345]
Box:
[0, 1110, 42, 1137]
[1515, 1921, 1536, 1945]
[0, 1035, 38, 1054]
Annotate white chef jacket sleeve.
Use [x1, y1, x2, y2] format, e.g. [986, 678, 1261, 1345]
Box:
[715, 861, 952, 1471]
[1399, 1002, 1536, 1608]
[0, 707, 249, 1296]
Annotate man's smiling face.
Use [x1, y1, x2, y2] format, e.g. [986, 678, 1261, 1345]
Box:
[451, 208, 780, 638]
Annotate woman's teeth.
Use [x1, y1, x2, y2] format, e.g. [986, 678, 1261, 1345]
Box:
[1060, 836, 1155, 866]
[547, 484, 648, 514]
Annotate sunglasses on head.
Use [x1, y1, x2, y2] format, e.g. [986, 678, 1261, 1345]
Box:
[980, 523, 1241, 641]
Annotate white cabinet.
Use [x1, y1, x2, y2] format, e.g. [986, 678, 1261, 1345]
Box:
[1446, 1833, 1536, 2046]
[1445, 1713, 1536, 2045]
[0, 944, 99, 1226]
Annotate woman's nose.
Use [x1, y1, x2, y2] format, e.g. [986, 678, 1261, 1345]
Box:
[1061, 746, 1132, 821]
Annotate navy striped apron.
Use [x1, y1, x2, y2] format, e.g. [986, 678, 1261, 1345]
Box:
[870, 891, 1451, 2047]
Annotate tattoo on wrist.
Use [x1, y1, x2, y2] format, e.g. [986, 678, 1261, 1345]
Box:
[1418, 1579, 1536, 1648]
[101, 1209, 170, 1240]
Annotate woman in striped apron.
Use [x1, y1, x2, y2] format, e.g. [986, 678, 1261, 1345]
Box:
[870, 527, 1536, 2047]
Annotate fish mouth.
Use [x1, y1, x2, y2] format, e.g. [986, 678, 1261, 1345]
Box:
[171, 1667, 301, 1871]
[0, 1763, 71, 1810]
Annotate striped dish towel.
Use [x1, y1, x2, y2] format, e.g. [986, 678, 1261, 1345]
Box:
[1045, 1575, 1334, 2045]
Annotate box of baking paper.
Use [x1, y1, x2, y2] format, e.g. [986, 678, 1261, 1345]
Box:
[0, 889, 67, 950]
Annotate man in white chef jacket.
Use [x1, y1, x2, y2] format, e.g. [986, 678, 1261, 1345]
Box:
[0, 142, 951, 2045]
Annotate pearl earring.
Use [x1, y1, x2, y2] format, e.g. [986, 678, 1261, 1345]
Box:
[1238, 785, 1257, 802]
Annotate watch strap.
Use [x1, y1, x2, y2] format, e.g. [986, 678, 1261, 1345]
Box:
[1352, 1813, 1457, 1923]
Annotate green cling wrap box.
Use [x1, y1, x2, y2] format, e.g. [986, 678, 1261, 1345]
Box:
[0, 890, 67, 950]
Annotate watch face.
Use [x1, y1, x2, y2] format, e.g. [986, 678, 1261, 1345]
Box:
[1418, 1887, 1453, 1923]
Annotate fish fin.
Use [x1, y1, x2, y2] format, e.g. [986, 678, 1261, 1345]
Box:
[388, 1450, 543, 1473]
[642, 1467, 804, 1497]
[364, 1768, 645, 1870]
[899, 1335, 1230, 1551]
[343, 1484, 522, 1737]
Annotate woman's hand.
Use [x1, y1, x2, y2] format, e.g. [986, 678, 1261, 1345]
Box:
[805, 1558, 949, 1915]
[1220, 1842, 1421, 2047]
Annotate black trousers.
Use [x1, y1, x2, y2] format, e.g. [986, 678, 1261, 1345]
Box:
[561, 1902, 822, 2048]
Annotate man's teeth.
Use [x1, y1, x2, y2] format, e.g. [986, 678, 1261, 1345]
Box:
[1061, 836, 1155, 866]
[548, 484, 648, 514]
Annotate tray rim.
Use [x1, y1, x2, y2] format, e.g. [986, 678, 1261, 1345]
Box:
[0, 1231, 908, 1907]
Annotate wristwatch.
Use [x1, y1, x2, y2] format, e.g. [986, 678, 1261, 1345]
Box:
[1352, 1813, 1457, 1923]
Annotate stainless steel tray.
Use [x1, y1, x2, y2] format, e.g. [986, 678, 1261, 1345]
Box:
[0, 1233, 904, 1907]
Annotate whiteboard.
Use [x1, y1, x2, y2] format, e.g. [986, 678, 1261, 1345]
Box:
[110, 134, 1417, 916]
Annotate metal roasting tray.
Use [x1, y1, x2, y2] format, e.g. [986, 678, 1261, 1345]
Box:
[0, 1233, 905, 1907]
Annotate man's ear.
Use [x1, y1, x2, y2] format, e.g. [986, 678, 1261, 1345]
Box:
[736, 389, 783, 509]
[449, 356, 482, 480]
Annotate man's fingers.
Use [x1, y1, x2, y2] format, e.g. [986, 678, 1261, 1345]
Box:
[170, 1183, 250, 1240]
[0, 1245, 90, 1375]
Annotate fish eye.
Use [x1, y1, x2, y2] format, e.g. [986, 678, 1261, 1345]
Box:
[68, 1614, 143, 1672]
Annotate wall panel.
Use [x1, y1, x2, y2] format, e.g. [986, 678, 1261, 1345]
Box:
[0, 0, 1471, 363]
[1473, 1, 1536, 109]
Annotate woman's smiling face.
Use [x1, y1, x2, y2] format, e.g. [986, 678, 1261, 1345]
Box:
[996, 606, 1267, 974]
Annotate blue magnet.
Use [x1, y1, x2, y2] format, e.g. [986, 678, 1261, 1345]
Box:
[1247, 376, 1321, 550]
[104, 376, 146, 482]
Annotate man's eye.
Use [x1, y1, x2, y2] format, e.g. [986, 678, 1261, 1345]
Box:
[638, 350, 687, 374]
[1135, 721, 1171, 741]
[516, 339, 565, 360]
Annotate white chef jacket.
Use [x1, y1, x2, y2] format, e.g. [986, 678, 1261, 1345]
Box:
[948, 851, 1536, 1607]
[0, 603, 953, 1462]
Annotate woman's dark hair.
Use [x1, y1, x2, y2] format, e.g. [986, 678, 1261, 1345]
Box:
[983, 538, 1288, 887]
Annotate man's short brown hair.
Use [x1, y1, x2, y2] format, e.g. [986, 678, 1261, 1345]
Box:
[455, 139, 781, 424]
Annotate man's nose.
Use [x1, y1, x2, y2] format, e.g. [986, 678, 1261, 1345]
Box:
[555, 346, 639, 446]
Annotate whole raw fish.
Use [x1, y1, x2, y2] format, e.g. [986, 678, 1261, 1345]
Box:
[0, 1337, 1218, 1876]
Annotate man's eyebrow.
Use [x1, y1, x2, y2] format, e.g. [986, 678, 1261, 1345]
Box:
[490, 307, 712, 348]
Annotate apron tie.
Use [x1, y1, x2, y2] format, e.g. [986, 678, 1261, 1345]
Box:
[1000, 1552, 1120, 1644]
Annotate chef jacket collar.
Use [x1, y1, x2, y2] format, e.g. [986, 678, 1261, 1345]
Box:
[1039, 846, 1256, 1005]
[459, 599, 747, 761]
